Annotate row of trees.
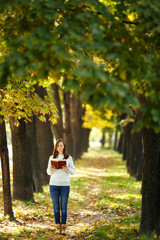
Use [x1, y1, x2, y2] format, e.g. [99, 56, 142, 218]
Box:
[116, 112, 142, 182]
[0, 83, 95, 218]
[1, 0, 160, 235]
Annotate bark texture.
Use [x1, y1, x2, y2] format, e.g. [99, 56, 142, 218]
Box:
[0, 120, 14, 218]
[70, 93, 84, 160]
[51, 83, 63, 139]
[35, 85, 54, 185]
[128, 110, 142, 180]
[81, 128, 91, 153]
[117, 133, 124, 154]
[10, 118, 34, 201]
[63, 91, 73, 156]
[113, 130, 118, 151]
[124, 123, 133, 171]
[140, 128, 160, 234]
[129, 130, 142, 180]
[26, 118, 43, 192]
[36, 118, 53, 185]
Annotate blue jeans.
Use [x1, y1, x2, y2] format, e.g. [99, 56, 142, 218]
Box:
[50, 185, 70, 224]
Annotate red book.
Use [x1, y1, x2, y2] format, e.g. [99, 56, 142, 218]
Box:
[51, 160, 67, 169]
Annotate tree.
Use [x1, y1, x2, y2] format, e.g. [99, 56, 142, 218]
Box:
[51, 83, 63, 140]
[0, 87, 13, 218]
[9, 117, 34, 201]
[0, 119, 14, 218]
[140, 128, 160, 234]
[128, 111, 142, 181]
[113, 130, 118, 151]
[34, 85, 54, 185]
[26, 117, 43, 192]
[63, 90, 74, 156]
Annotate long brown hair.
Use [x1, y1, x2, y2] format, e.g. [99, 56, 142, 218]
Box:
[53, 139, 69, 159]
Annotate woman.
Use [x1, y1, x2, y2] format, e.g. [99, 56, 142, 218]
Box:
[47, 139, 76, 234]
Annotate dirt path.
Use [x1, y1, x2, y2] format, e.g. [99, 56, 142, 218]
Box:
[64, 152, 121, 239]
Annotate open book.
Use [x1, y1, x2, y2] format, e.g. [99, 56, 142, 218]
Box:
[51, 160, 67, 169]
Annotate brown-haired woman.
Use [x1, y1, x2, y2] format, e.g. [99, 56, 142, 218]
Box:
[47, 139, 76, 234]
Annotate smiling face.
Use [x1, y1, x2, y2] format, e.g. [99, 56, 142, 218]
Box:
[56, 141, 65, 155]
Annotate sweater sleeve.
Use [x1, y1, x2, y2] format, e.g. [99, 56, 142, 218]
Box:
[46, 156, 55, 176]
[67, 156, 76, 175]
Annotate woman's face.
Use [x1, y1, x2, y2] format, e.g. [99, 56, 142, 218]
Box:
[56, 141, 65, 154]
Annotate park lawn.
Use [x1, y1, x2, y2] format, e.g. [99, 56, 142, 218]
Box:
[0, 148, 156, 239]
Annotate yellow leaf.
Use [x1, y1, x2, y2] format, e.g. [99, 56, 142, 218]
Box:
[128, 14, 135, 22]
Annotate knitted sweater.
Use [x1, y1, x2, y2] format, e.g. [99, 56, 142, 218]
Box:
[46, 154, 76, 186]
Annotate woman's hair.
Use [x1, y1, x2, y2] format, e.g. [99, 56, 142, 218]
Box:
[53, 139, 69, 159]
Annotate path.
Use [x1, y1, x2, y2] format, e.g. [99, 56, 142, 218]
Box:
[65, 150, 122, 239]
[0, 148, 141, 239]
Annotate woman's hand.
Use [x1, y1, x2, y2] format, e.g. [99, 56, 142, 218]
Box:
[49, 165, 55, 171]
[62, 165, 69, 171]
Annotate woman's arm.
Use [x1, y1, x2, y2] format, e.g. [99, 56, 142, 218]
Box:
[46, 156, 55, 175]
[67, 156, 76, 175]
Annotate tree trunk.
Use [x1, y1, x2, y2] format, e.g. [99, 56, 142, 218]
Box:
[36, 118, 53, 185]
[63, 91, 73, 156]
[136, 157, 142, 182]
[128, 110, 142, 180]
[140, 128, 160, 234]
[129, 130, 142, 179]
[26, 117, 43, 192]
[101, 129, 106, 147]
[114, 130, 118, 151]
[117, 133, 124, 154]
[118, 114, 127, 158]
[9, 117, 34, 201]
[123, 123, 132, 166]
[81, 128, 91, 153]
[0, 120, 14, 218]
[122, 131, 127, 161]
[108, 132, 112, 149]
[51, 83, 63, 139]
[70, 93, 84, 160]
[35, 85, 54, 185]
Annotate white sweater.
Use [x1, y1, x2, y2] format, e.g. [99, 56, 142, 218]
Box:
[46, 154, 76, 186]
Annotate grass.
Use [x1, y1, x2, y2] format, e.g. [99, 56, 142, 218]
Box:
[0, 147, 156, 239]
